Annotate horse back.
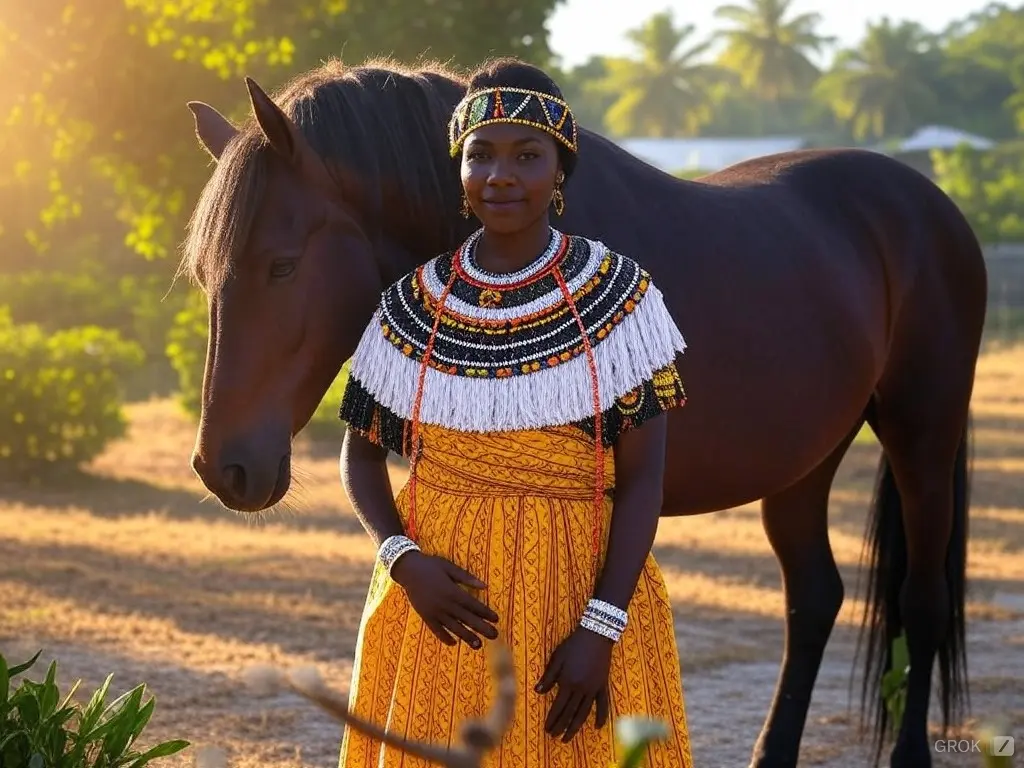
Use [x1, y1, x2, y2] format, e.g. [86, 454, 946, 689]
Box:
[568, 143, 986, 513]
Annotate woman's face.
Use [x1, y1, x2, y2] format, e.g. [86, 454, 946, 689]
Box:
[460, 123, 562, 235]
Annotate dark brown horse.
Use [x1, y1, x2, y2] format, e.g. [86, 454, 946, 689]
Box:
[180, 58, 987, 768]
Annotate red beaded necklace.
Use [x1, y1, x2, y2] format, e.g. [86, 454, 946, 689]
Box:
[405, 233, 605, 563]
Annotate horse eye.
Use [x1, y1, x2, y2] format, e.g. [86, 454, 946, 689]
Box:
[268, 257, 298, 281]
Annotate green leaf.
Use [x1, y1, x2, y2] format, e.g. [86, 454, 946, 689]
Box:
[130, 698, 155, 740]
[57, 678, 83, 711]
[39, 660, 60, 718]
[891, 633, 909, 674]
[100, 686, 146, 760]
[7, 650, 43, 678]
[128, 739, 191, 767]
[0, 731, 29, 752]
[79, 673, 114, 732]
[15, 690, 41, 729]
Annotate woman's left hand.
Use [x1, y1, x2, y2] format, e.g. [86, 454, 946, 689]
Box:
[535, 627, 614, 742]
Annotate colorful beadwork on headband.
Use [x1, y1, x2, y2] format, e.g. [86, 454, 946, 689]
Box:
[448, 86, 579, 157]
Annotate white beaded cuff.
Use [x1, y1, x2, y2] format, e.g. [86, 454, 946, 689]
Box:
[585, 599, 628, 631]
[378, 534, 420, 575]
[580, 598, 628, 642]
[580, 615, 623, 642]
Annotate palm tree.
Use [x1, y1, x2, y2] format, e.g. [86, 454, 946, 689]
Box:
[814, 18, 942, 141]
[714, 0, 835, 99]
[599, 11, 729, 137]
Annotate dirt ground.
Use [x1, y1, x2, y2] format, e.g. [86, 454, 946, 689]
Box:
[2, 347, 1023, 768]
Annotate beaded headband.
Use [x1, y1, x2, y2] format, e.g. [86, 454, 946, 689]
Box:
[448, 86, 579, 158]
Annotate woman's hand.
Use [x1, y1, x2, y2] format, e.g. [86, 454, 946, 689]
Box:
[536, 627, 614, 742]
[391, 551, 500, 650]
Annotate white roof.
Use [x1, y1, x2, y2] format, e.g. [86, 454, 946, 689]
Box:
[616, 135, 807, 173]
[885, 125, 995, 152]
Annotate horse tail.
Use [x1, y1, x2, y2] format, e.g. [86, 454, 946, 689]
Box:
[856, 406, 972, 759]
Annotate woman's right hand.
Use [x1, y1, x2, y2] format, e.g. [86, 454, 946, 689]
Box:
[390, 551, 500, 649]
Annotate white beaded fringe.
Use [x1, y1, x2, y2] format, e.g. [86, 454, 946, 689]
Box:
[348, 283, 687, 433]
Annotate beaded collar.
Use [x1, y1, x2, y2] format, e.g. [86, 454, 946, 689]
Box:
[350, 232, 684, 401]
[456, 227, 565, 289]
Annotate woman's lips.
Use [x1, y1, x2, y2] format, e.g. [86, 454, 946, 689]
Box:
[482, 199, 526, 212]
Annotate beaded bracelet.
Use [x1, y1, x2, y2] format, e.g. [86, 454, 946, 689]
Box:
[580, 614, 623, 642]
[586, 599, 627, 629]
[579, 598, 628, 642]
[378, 534, 420, 576]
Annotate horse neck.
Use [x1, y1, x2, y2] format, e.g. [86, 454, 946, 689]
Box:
[561, 130, 697, 243]
[369, 181, 473, 286]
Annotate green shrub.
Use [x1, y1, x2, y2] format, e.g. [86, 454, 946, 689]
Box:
[0, 270, 185, 360]
[0, 269, 188, 400]
[164, 290, 208, 418]
[931, 143, 1024, 243]
[166, 290, 351, 438]
[0, 310, 144, 478]
[0, 649, 189, 767]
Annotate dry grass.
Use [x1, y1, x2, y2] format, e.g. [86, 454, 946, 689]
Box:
[2, 348, 1024, 767]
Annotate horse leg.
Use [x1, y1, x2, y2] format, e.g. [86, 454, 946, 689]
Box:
[863, 396, 971, 768]
[748, 428, 857, 768]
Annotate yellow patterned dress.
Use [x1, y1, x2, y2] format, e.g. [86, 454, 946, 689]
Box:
[338, 228, 693, 767]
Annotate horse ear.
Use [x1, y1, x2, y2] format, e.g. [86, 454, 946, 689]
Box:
[187, 101, 238, 160]
[245, 76, 300, 163]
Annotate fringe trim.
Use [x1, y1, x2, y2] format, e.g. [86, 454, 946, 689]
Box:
[348, 282, 686, 433]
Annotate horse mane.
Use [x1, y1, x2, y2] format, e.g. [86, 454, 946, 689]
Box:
[179, 57, 468, 292]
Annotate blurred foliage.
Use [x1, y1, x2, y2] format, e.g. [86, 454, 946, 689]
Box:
[0, 309, 144, 478]
[614, 716, 671, 767]
[560, 1, 1024, 142]
[165, 289, 209, 417]
[0, 269, 186, 359]
[0, 0, 565, 268]
[594, 12, 733, 138]
[932, 142, 1024, 242]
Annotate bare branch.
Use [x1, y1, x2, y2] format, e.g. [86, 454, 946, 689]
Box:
[244, 643, 517, 768]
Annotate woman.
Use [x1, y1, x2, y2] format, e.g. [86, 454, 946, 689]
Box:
[337, 58, 693, 767]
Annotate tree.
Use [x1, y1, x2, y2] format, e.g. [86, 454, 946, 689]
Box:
[935, 2, 1024, 138]
[324, 0, 566, 69]
[714, 0, 835, 100]
[598, 11, 729, 138]
[0, 0, 566, 269]
[814, 18, 943, 141]
[554, 56, 618, 133]
[932, 143, 1024, 243]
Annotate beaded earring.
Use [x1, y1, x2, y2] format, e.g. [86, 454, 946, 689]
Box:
[460, 193, 472, 219]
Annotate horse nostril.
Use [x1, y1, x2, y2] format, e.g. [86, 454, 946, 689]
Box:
[223, 464, 247, 500]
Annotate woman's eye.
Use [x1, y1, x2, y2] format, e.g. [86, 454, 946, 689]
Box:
[520, 152, 539, 160]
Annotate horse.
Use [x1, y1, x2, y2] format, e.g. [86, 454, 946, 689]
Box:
[179, 58, 987, 768]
